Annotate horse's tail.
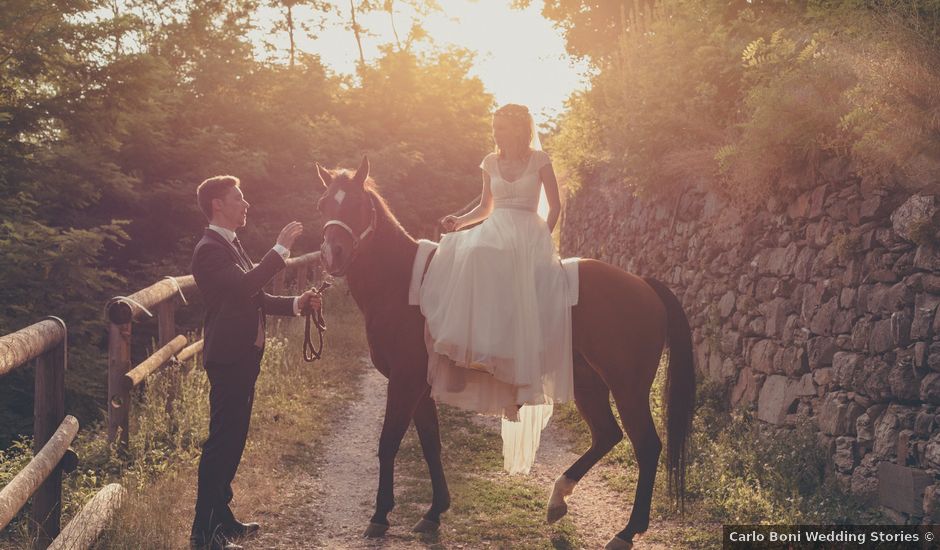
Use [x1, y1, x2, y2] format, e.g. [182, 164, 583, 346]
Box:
[643, 277, 695, 511]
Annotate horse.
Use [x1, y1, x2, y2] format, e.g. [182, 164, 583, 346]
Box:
[313, 157, 695, 549]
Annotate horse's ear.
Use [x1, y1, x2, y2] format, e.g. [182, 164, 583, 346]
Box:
[352, 156, 370, 188]
[315, 163, 331, 190]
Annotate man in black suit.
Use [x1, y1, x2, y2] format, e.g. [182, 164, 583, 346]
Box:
[190, 175, 321, 550]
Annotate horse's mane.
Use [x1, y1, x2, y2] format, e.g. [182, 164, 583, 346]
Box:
[334, 168, 414, 243]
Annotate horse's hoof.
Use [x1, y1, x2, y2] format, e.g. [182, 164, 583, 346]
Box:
[604, 536, 634, 550]
[411, 518, 440, 533]
[546, 502, 568, 524]
[362, 522, 389, 538]
[546, 474, 576, 524]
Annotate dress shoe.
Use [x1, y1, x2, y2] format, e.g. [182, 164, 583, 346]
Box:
[189, 532, 244, 550]
[220, 520, 261, 538]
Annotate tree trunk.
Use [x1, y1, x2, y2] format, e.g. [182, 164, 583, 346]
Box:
[287, 4, 296, 68]
[387, 0, 401, 51]
[350, 0, 366, 68]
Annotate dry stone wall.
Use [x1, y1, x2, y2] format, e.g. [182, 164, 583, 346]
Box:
[560, 170, 940, 521]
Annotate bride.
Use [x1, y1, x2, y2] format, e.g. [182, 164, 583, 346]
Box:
[419, 103, 574, 472]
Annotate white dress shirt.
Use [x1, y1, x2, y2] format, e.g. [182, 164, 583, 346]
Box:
[208, 225, 302, 315]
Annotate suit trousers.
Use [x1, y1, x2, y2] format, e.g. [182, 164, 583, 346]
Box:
[192, 348, 264, 537]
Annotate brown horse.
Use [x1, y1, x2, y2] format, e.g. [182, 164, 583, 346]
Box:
[313, 157, 695, 549]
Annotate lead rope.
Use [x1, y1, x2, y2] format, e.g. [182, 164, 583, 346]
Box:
[302, 280, 333, 362]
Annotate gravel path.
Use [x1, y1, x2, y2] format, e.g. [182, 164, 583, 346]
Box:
[251, 360, 674, 549]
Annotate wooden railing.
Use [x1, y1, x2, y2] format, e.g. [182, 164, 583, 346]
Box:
[0, 317, 82, 547]
[1, 250, 321, 548]
[106, 252, 322, 449]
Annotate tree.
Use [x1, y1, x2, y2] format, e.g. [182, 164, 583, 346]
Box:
[268, 0, 332, 68]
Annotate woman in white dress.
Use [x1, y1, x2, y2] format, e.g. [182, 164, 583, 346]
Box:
[419, 104, 575, 472]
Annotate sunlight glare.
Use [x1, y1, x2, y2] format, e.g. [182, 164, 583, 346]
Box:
[256, 0, 588, 124]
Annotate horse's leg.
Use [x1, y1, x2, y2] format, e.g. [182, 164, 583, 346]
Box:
[608, 386, 661, 549]
[547, 351, 623, 524]
[410, 391, 450, 533]
[366, 371, 427, 537]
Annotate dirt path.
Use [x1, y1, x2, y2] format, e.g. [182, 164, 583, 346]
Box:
[307, 361, 432, 549]
[252, 360, 673, 549]
[476, 415, 672, 550]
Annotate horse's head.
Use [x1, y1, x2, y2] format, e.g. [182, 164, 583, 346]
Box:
[315, 156, 376, 277]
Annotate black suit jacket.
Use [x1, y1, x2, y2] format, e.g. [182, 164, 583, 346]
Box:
[191, 228, 295, 366]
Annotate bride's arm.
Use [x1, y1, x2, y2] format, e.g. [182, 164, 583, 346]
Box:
[541, 163, 562, 233]
[454, 172, 494, 229]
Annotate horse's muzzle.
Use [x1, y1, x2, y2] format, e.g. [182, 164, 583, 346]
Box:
[320, 241, 347, 277]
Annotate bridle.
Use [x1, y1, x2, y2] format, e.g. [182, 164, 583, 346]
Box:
[304, 193, 376, 362]
[322, 192, 378, 266]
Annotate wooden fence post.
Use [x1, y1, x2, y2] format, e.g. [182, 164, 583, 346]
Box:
[30, 316, 66, 548]
[156, 301, 175, 348]
[156, 301, 181, 419]
[107, 321, 131, 449]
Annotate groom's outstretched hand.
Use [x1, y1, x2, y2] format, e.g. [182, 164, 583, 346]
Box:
[298, 290, 322, 314]
[277, 221, 303, 250]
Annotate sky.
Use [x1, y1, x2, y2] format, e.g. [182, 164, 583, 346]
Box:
[258, 0, 590, 125]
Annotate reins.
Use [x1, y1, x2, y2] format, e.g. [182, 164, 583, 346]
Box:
[302, 279, 333, 362]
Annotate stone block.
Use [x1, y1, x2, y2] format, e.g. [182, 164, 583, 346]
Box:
[834, 437, 858, 473]
[889, 362, 921, 401]
[832, 351, 863, 390]
[719, 291, 736, 318]
[911, 293, 940, 340]
[891, 194, 937, 243]
[877, 462, 934, 516]
[810, 297, 840, 336]
[807, 337, 837, 370]
[775, 346, 809, 377]
[757, 375, 798, 424]
[731, 367, 762, 407]
[749, 339, 780, 374]
[921, 372, 940, 404]
[869, 318, 896, 354]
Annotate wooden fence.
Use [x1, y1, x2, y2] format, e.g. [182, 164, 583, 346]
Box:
[106, 252, 321, 448]
[1, 251, 321, 548]
[0, 317, 86, 548]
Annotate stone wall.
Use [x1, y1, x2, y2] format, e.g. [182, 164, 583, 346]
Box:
[560, 170, 940, 521]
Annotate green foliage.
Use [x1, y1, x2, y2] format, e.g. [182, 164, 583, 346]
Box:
[0, 0, 493, 445]
[686, 403, 881, 525]
[554, 370, 879, 547]
[546, 0, 940, 210]
[0, 290, 367, 548]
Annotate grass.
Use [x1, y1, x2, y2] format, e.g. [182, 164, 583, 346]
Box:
[3, 283, 586, 549]
[0, 284, 368, 549]
[394, 406, 582, 549]
[553, 361, 886, 549]
[12, 282, 883, 549]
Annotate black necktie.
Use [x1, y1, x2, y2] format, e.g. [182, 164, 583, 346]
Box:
[231, 236, 251, 267]
[232, 235, 265, 347]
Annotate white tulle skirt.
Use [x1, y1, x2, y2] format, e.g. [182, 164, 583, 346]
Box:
[419, 206, 574, 471]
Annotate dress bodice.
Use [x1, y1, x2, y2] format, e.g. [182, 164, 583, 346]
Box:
[480, 151, 551, 212]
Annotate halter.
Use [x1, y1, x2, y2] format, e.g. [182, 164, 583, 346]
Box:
[323, 193, 378, 261]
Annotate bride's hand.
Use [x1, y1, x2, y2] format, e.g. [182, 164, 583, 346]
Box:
[440, 215, 459, 232]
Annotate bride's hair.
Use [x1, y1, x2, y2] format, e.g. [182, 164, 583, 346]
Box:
[493, 104, 533, 157]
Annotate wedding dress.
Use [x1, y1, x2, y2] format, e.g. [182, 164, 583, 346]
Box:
[419, 149, 574, 473]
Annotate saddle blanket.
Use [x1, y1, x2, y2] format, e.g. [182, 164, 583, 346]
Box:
[408, 238, 580, 308]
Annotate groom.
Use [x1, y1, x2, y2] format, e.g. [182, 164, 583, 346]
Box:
[190, 175, 321, 550]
